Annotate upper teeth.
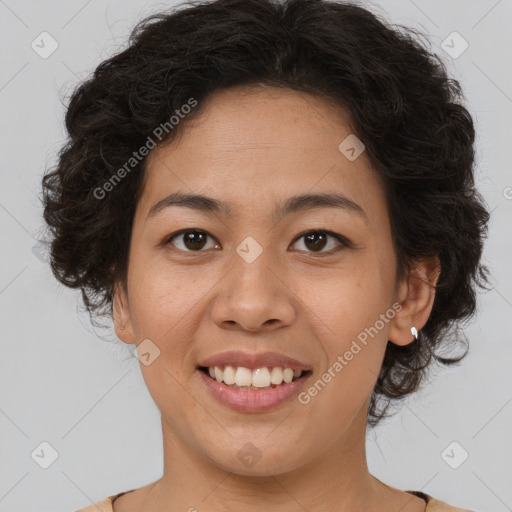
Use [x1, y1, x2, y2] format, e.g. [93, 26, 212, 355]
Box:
[207, 366, 303, 387]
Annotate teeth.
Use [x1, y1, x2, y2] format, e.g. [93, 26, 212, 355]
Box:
[252, 367, 271, 387]
[283, 368, 294, 383]
[270, 367, 283, 385]
[223, 365, 236, 385]
[205, 365, 305, 388]
[235, 366, 253, 387]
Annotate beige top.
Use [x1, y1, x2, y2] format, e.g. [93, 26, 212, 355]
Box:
[75, 489, 477, 511]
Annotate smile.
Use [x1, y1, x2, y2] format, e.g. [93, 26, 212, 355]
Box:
[197, 366, 313, 412]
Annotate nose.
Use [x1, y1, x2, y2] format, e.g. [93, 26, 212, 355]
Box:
[210, 250, 296, 332]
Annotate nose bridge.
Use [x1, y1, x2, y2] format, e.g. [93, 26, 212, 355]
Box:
[231, 236, 278, 303]
[211, 235, 296, 331]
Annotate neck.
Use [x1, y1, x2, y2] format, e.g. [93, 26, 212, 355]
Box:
[142, 403, 399, 512]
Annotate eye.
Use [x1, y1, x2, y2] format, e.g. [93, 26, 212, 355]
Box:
[164, 229, 220, 252]
[163, 228, 352, 254]
[290, 229, 351, 255]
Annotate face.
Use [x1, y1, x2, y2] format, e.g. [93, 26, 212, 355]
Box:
[114, 85, 436, 476]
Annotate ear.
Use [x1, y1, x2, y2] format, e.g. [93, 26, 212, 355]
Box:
[112, 280, 136, 344]
[388, 256, 441, 346]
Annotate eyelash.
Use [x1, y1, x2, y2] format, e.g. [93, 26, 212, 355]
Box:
[162, 228, 353, 256]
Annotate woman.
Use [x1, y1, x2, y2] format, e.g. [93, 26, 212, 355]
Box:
[41, 0, 490, 510]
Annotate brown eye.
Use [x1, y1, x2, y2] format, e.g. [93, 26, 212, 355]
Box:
[164, 228, 350, 255]
[166, 230, 219, 252]
[291, 230, 350, 254]
[304, 232, 328, 251]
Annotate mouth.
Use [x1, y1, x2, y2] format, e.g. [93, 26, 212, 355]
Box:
[195, 350, 314, 412]
[197, 365, 313, 412]
[198, 365, 313, 390]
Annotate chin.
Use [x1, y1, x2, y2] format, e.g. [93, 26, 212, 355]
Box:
[203, 442, 309, 477]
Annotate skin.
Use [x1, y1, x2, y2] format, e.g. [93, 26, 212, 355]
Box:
[112, 85, 439, 512]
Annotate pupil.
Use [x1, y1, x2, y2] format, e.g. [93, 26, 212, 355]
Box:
[305, 232, 327, 251]
[183, 231, 327, 252]
[185, 232, 206, 250]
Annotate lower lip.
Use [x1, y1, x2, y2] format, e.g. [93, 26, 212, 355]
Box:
[197, 369, 312, 412]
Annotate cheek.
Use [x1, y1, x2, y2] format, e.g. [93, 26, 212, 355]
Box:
[299, 274, 390, 420]
[300, 259, 393, 383]
[302, 264, 391, 336]
[127, 254, 200, 332]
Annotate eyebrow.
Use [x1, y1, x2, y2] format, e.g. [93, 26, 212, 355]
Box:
[146, 191, 367, 223]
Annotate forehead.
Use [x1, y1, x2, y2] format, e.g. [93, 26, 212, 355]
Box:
[168, 85, 357, 149]
[138, 86, 386, 224]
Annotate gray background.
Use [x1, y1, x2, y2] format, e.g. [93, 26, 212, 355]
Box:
[1, 0, 511, 511]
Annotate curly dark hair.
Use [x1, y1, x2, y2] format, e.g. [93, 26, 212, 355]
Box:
[41, 0, 491, 428]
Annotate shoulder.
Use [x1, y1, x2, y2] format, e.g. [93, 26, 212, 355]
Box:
[75, 496, 114, 512]
[76, 490, 479, 512]
[413, 492, 478, 512]
[75, 491, 128, 512]
[426, 498, 477, 511]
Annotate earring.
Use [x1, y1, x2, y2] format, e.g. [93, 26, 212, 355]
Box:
[411, 326, 418, 340]
[121, 325, 126, 331]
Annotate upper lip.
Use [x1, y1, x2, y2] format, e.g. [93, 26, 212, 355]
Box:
[198, 351, 312, 371]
